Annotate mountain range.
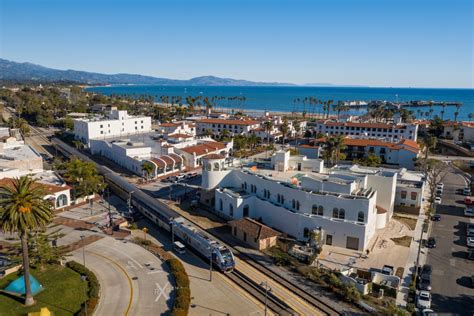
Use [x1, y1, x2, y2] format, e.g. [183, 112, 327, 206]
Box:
[0, 58, 305, 87]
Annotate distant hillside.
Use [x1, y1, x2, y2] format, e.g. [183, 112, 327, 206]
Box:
[0, 59, 295, 86]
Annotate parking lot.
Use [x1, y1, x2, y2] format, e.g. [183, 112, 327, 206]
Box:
[427, 166, 474, 314]
[140, 172, 202, 200]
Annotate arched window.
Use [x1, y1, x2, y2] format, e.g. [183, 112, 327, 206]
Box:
[318, 206, 324, 216]
[312, 205, 318, 215]
[229, 204, 234, 217]
[339, 208, 345, 220]
[206, 163, 212, 171]
[214, 162, 220, 171]
[56, 194, 68, 208]
[358, 211, 365, 222]
[219, 199, 223, 211]
[333, 208, 339, 218]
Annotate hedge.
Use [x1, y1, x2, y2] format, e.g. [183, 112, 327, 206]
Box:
[167, 258, 191, 315]
[66, 261, 101, 316]
[132, 238, 191, 316]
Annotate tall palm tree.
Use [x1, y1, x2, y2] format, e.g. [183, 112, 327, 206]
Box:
[422, 136, 437, 161]
[280, 120, 289, 147]
[263, 121, 274, 147]
[0, 176, 54, 306]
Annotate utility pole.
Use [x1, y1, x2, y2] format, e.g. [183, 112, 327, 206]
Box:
[209, 246, 214, 282]
[414, 222, 426, 282]
[107, 187, 113, 232]
[260, 281, 271, 316]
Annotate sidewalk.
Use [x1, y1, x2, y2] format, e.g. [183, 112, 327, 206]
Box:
[396, 186, 430, 306]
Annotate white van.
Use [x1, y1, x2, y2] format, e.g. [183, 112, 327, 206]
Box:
[173, 241, 186, 254]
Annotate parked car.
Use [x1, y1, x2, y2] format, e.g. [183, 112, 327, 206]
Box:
[418, 274, 432, 291]
[437, 183, 444, 190]
[421, 264, 433, 277]
[465, 208, 474, 217]
[467, 223, 474, 236]
[467, 236, 474, 248]
[465, 196, 473, 205]
[435, 189, 443, 197]
[426, 237, 437, 248]
[381, 265, 394, 276]
[434, 197, 442, 204]
[464, 187, 471, 196]
[417, 290, 432, 310]
[431, 214, 441, 222]
[421, 309, 437, 316]
[186, 172, 198, 178]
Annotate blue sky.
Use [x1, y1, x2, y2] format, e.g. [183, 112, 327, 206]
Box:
[0, 0, 472, 88]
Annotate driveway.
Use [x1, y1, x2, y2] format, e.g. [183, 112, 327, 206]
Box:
[427, 166, 474, 314]
[70, 237, 173, 315]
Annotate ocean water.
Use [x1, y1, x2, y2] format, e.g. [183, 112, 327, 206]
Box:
[86, 85, 474, 121]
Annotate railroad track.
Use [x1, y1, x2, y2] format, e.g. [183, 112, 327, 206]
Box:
[228, 269, 296, 315]
[230, 245, 340, 316]
[52, 138, 342, 315]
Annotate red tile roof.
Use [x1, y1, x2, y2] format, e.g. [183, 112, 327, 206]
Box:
[180, 141, 227, 156]
[151, 158, 165, 167]
[168, 153, 183, 164]
[315, 137, 420, 153]
[160, 155, 174, 165]
[160, 122, 180, 127]
[229, 217, 280, 240]
[196, 118, 260, 126]
[0, 178, 70, 195]
[203, 153, 225, 159]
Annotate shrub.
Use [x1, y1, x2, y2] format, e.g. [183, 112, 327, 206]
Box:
[341, 284, 361, 303]
[166, 258, 191, 315]
[66, 261, 100, 316]
[129, 223, 138, 230]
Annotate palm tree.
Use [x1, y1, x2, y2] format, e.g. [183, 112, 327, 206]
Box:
[280, 120, 289, 147]
[422, 136, 437, 161]
[263, 121, 274, 147]
[0, 176, 54, 306]
[142, 161, 155, 181]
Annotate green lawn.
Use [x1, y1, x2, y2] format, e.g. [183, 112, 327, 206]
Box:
[0, 264, 87, 316]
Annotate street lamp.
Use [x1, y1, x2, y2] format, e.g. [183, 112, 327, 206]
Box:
[80, 274, 88, 316]
[80, 234, 86, 268]
[260, 281, 271, 316]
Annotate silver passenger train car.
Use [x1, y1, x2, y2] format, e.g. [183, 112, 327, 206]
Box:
[52, 139, 235, 272]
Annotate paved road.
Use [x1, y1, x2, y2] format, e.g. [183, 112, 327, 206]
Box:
[427, 166, 474, 315]
[134, 219, 267, 316]
[70, 237, 173, 316]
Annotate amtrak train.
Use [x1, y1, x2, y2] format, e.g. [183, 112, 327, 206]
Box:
[52, 139, 235, 272]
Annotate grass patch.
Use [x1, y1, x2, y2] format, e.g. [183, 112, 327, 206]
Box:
[391, 236, 412, 247]
[393, 216, 417, 230]
[0, 264, 88, 316]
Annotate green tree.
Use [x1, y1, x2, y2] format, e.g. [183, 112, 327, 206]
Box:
[63, 158, 106, 199]
[354, 154, 382, 167]
[421, 136, 437, 161]
[142, 161, 155, 180]
[28, 228, 65, 267]
[280, 120, 289, 146]
[0, 176, 54, 306]
[263, 121, 274, 147]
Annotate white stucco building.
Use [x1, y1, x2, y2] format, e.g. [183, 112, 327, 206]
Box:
[442, 121, 474, 143]
[89, 132, 232, 178]
[201, 151, 402, 251]
[73, 109, 152, 146]
[313, 120, 418, 141]
[196, 118, 261, 136]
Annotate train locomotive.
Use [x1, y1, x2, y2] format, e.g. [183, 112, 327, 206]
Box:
[52, 139, 235, 272]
